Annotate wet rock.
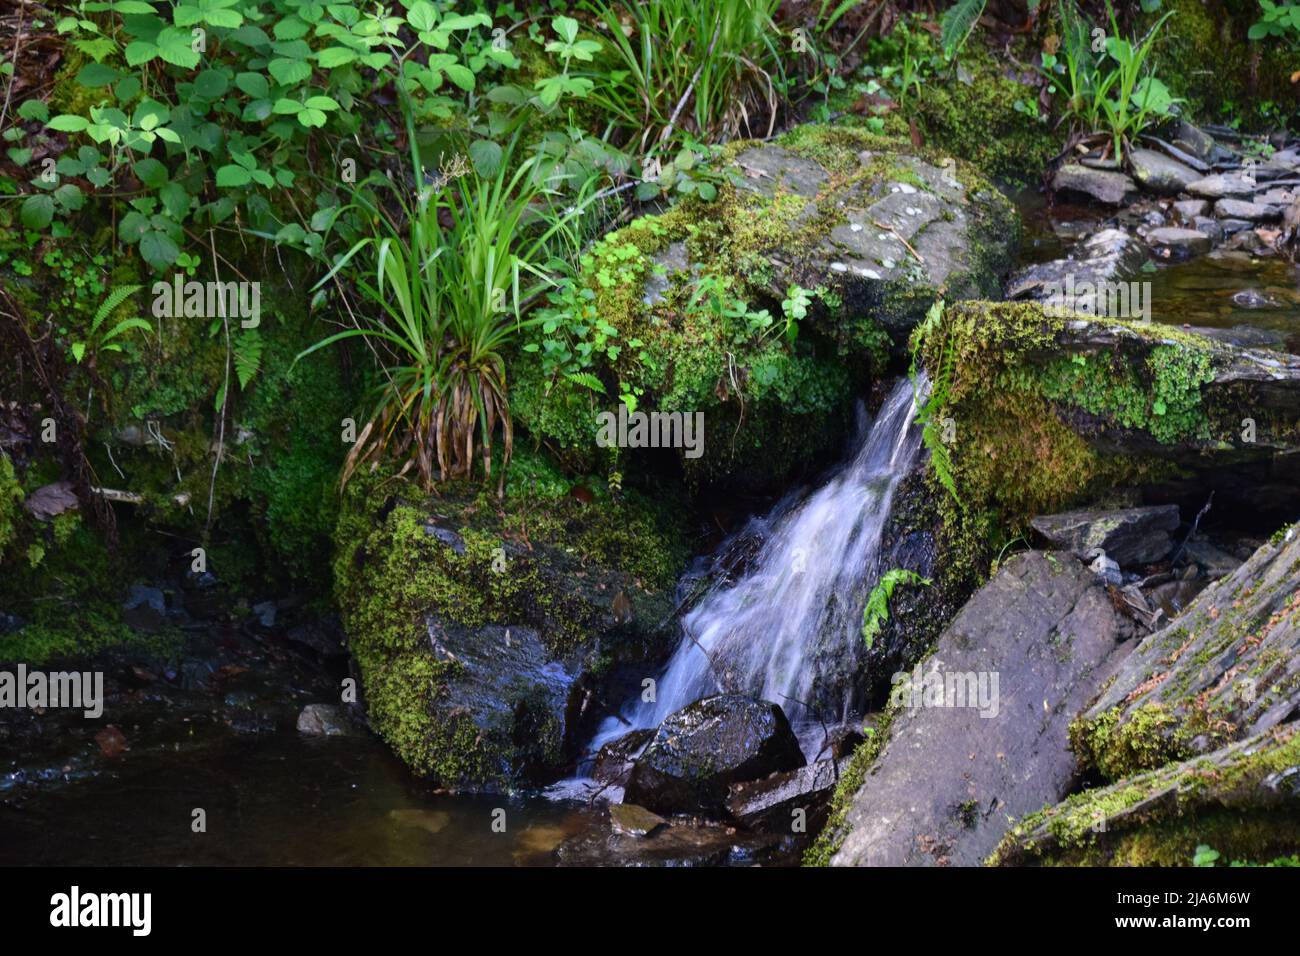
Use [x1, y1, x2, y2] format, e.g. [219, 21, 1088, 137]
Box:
[1075, 529, 1300, 778]
[993, 725, 1300, 866]
[22, 481, 78, 520]
[830, 551, 1124, 867]
[1145, 226, 1212, 260]
[423, 522, 465, 555]
[1029, 505, 1180, 568]
[1187, 172, 1257, 199]
[1128, 148, 1200, 194]
[296, 703, 355, 736]
[1180, 534, 1243, 579]
[425, 621, 579, 784]
[1191, 215, 1224, 243]
[1172, 199, 1207, 220]
[554, 815, 798, 866]
[1007, 228, 1149, 308]
[1217, 217, 1253, 235]
[609, 803, 666, 837]
[591, 727, 653, 787]
[1214, 198, 1281, 222]
[1230, 288, 1281, 308]
[725, 759, 838, 833]
[121, 585, 167, 632]
[1186, 323, 1286, 350]
[623, 695, 805, 815]
[1052, 164, 1137, 205]
[251, 600, 277, 629]
[1173, 121, 1216, 161]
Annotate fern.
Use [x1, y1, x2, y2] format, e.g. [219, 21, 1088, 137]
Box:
[90, 284, 143, 335]
[862, 569, 932, 648]
[234, 329, 263, 391]
[940, 0, 988, 60]
[910, 299, 962, 505]
[566, 371, 606, 394]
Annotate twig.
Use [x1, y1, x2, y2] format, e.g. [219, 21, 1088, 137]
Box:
[1169, 491, 1214, 567]
[0, 0, 27, 132]
[871, 219, 924, 264]
[657, 18, 722, 147]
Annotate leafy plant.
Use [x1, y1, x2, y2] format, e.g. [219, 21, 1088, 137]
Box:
[301, 114, 589, 493]
[73, 285, 154, 365]
[1250, 1, 1300, 49]
[910, 298, 960, 503]
[862, 568, 931, 648]
[581, 0, 787, 149]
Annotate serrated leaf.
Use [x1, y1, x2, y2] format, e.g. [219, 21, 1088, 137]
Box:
[20, 194, 54, 229]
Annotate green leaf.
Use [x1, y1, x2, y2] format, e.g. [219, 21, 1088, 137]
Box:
[406, 1, 438, 33]
[18, 100, 48, 123]
[317, 47, 356, 68]
[133, 157, 168, 188]
[303, 95, 339, 111]
[157, 27, 201, 68]
[235, 72, 269, 98]
[76, 62, 120, 88]
[268, 57, 312, 85]
[193, 69, 229, 98]
[20, 194, 54, 229]
[215, 164, 252, 186]
[139, 230, 180, 270]
[71, 342, 86, 364]
[47, 114, 90, 132]
[469, 139, 502, 176]
[124, 40, 159, 66]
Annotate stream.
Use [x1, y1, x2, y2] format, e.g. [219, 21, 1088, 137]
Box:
[4, 191, 1297, 866]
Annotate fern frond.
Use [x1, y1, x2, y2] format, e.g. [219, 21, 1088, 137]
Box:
[91, 284, 143, 335]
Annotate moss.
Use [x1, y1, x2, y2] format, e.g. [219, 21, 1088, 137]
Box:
[804, 706, 898, 866]
[333, 465, 687, 785]
[992, 727, 1300, 866]
[0, 451, 22, 564]
[1070, 704, 1192, 781]
[1145, 0, 1300, 127]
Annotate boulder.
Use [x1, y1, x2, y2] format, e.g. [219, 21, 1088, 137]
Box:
[829, 551, 1125, 867]
[623, 695, 805, 814]
[1052, 164, 1138, 205]
[1128, 148, 1200, 195]
[1073, 528, 1300, 780]
[1145, 226, 1212, 260]
[1029, 505, 1180, 568]
[725, 759, 838, 833]
[992, 725, 1300, 866]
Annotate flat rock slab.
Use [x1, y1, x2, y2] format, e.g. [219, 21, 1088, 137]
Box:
[831, 551, 1124, 867]
[609, 803, 667, 837]
[1029, 505, 1180, 568]
[1053, 164, 1137, 205]
[1076, 528, 1300, 776]
[994, 725, 1300, 865]
[1007, 228, 1149, 312]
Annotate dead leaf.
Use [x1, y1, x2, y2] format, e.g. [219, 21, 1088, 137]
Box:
[23, 481, 79, 520]
[95, 725, 128, 759]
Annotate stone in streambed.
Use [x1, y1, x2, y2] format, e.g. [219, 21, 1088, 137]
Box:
[297, 703, 356, 736]
[725, 759, 838, 833]
[1187, 173, 1257, 199]
[1052, 164, 1137, 205]
[591, 727, 653, 787]
[1172, 199, 1207, 221]
[623, 695, 805, 815]
[1214, 198, 1281, 222]
[609, 803, 667, 838]
[1128, 148, 1200, 194]
[1146, 226, 1211, 260]
[1029, 505, 1180, 568]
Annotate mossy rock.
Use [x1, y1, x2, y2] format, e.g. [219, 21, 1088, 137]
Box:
[513, 122, 1018, 495]
[332, 467, 688, 790]
[992, 724, 1300, 866]
[1071, 527, 1300, 781]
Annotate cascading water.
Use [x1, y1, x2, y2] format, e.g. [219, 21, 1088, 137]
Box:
[592, 375, 926, 756]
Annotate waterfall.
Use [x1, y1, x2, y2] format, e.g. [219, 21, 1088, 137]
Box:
[594, 375, 926, 754]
